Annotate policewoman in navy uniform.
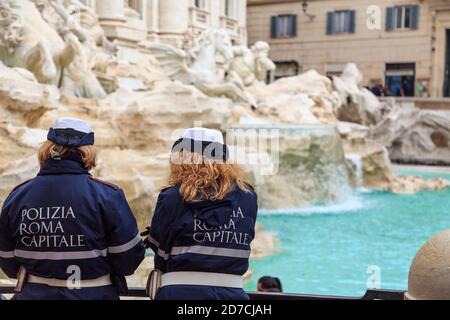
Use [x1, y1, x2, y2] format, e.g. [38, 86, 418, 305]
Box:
[0, 118, 145, 300]
[146, 128, 257, 300]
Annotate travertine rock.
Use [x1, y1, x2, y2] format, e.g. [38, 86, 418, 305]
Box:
[0, 62, 60, 115]
[236, 126, 352, 209]
[0, 155, 39, 205]
[338, 121, 395, 190]
[95, 58, 169, 93]
[97, 83, 234, 150]
[371, 104, 450, 165]
[390, 176, 450, 194]
[249, 70, 340, 124]
[333, 63, 383, 126]
[251, 223, 279, 259]
[95, 149, 168, 230]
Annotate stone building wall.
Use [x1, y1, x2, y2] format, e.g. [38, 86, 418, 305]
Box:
[247, 0, 450, 98]
[81, 0, 247, 63]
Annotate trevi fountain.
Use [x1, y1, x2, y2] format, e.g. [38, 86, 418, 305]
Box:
[0, 0, 450, 297]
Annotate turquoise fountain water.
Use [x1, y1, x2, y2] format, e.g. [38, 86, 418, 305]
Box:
[246, 170, 450, 297]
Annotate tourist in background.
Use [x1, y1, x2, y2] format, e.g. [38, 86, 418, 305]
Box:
[257, 276, 283, 293]
[0, 118, 145, 300]
[146, 128, 258, 300]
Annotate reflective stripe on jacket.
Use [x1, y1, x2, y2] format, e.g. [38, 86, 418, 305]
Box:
[148, 185, 257, 276]
[0, 157, 146, 300]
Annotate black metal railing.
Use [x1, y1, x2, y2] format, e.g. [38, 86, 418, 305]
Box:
[0, 286, 405, 300]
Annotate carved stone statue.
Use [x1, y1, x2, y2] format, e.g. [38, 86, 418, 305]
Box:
[44, 0, 111, 98]
[145, 29, 257, 108]
[0, 0, 77, 85]
[0, 0, 108, 99]
[228, 41, 276, 87]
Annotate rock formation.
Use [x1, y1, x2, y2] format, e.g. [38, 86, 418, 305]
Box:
[236, 126, 351, 209]
[390, 175, 450, 194]
[249, 69, 340, 124]
[333, 63, 384, 126]
[337, 122, 395, 190]
[371, 103, 450, 165]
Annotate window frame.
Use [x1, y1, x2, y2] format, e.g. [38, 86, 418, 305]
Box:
[334, 10, 351, 33]
[326, 10, 356, 35]
[395, 6, 412, 29]
[386, 5, 419, 31]
[271, 14, 298, 39]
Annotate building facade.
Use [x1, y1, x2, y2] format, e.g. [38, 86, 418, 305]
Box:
[248, 0, 450, 98]
[81, 0, 247, 62]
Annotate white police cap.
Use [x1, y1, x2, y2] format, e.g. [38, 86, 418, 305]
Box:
[182, 128, 224, 144]
[52, 117, 92, 134]
[48, 117, 94, 147]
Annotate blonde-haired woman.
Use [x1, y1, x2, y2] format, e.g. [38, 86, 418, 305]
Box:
[147, 128, 258, 300]
[0, 118, 145, 300]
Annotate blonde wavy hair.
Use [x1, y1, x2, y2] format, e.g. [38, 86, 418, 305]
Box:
[167, 151, 252, 202]
[38, 140, 96, 170]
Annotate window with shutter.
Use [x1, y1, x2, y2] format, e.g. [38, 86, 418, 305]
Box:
[327, 10, 355, 35]
[387, 5, 420, 31]
[270, 15, 298, 38]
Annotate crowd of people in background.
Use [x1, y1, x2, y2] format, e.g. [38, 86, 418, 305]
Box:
[369, 80, 429, 97]
[369, 83, 392, 97]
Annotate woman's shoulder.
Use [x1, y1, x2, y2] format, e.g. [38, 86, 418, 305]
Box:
[233, 183, 257, 201]
[158, 185, 182, 202]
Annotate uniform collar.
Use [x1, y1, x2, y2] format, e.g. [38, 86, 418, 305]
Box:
[38, 153, 90, 176]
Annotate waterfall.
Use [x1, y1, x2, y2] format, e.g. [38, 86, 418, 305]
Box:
[228, 124, 354, 209]
[347, 154, 364, 189]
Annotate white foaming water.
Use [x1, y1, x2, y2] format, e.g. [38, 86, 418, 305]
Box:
[259, 191, 374, 217]
[347, 154, 364, 189]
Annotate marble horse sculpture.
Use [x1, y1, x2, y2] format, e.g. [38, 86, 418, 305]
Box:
[145, 29, 257, 108]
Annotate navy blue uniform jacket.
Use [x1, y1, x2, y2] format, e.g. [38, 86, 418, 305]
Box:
[148, 185, 258, 300]
[0, 157, 146, 300]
